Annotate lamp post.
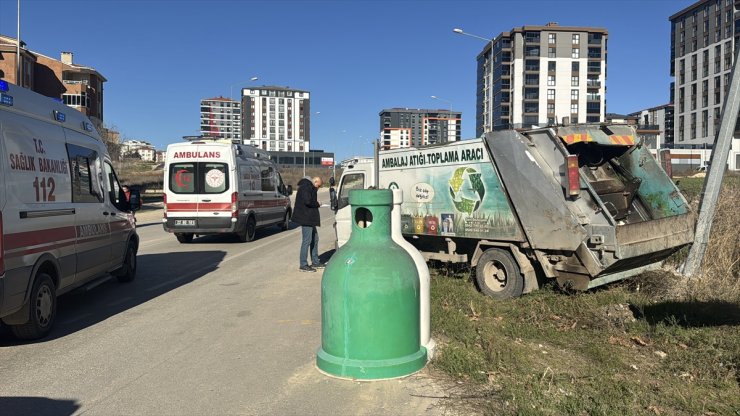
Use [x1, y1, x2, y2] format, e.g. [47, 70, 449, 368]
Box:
[430, 95, 453, 111]
[230, 76, 258, 101]
[453, 28, 495, 132]
[16, 0, 21, 84]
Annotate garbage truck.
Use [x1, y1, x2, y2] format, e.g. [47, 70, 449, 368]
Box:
[333, 124, 694, 299]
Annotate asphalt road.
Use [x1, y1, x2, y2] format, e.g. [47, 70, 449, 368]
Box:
[0, 191, 445, 415]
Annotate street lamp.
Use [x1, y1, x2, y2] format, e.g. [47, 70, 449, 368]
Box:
[431, 95, 453, 111]
[453, 28, 496, 132]
[230, 76, 259, 101]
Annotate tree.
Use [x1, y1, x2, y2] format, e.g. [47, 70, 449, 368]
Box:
[96, 122, 122, 161]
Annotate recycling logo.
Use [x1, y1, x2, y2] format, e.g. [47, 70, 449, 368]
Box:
[448, 167, 485, 214]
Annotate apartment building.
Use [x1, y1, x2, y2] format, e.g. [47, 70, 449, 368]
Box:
[628, 104, 675, 149]
[0, 35, 106, 124]
[200, 97, 241, 141]
[121, 140, 156, 162]
[240, 86, 310, 152]
[670, 0, 740, 151]
[379, 108, 462, 149]
[474, 23, 607, 135]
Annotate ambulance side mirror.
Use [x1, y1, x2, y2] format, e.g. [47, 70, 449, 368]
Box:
[129, 190, 142, 212]
[330, 187, 338, 211]
[329, 177, 336, 186]
[286, 185, 293, 196]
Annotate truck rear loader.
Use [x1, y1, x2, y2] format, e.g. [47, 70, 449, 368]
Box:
[334, 124, 694, 299]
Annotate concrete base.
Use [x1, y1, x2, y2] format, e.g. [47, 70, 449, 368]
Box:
[316, 347, 427, 381]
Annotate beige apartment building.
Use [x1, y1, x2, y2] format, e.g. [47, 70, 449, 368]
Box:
[0, 35, 106, 124]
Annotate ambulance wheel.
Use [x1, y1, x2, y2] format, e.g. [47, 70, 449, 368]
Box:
[116, 241, 137, 283]
[176, 233, 194, 244]
[280, 211, 291, 231]
[238, 216, 256, 242]
[10, 273, 56, 340]
[475, 249, 523, 300]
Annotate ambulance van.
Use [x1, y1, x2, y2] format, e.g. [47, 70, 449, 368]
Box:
[0, 81, 139, 340]
[163, 140, 292, 243]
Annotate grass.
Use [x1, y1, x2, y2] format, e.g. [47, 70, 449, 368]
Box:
[429, 176, 740, 415]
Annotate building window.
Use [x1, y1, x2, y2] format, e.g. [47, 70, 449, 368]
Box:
[547, 75, 556, 86]
[571, 89, 579, 100]
[679, 115, 685, 141]
[691, 83, 697, 110]
[572, 48, 580, 59]
[571, 103, 578, 114]
[547, 89, 555, 100]
[702, 110, 709, 136]
[548, 61, 556, 72]
[572, 61, 579, 72]
[548, 33, 556, 44]
[548, 47, 556, 58]
[547, 103, 555, 114]
[715, 76, 721, 104]
[572, 34, 580, 44]
[571, 76, 579, 87]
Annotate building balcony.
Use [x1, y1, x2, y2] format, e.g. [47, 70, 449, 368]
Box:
[587, 94, 601, 101]
[636, 124, 660, 133]
[587, 80, 601, 88]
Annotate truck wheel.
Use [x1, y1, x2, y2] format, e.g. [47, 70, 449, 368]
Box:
[116, 241, 137, 283]
[176, 233, 194, 244]
[10, 273, 57, 340]
[475, 248, 523, 300]
[238, 216, 256, 242]
[280, 211, 290, 231]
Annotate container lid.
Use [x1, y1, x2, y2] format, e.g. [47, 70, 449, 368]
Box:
[349, 189, 393, 206]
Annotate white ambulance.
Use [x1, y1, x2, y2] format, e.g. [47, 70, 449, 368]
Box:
[0, 81, 139, 340]
[163, 140, 292, 243]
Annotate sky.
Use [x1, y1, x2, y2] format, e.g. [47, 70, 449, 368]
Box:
[0, 0, 695, 163]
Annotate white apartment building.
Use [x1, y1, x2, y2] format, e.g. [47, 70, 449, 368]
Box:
[475, 23, 607, 135]
[241, 86, 310, 152]
[121, 140, 156, 162]
[200, 97, 241, 141]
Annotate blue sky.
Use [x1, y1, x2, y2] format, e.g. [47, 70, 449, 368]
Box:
[0, 0, 693, 162]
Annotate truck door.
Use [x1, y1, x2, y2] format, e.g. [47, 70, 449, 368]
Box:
[334, 172, 365, 248]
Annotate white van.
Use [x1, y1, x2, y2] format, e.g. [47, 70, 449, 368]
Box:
[0, 81, 138, 340]
[163, 140, 292, 243]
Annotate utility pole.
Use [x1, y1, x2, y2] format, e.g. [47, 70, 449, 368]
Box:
[16, 0, 21, 84]
[682, 47, 740, 277]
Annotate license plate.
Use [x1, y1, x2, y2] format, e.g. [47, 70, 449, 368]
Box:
[175, 219, 196, 226]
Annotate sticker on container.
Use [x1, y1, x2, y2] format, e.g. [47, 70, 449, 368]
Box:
[205, 169, 225, 188]
[413, 183, 435, 203]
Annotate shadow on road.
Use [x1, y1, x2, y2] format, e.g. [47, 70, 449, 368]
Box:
[180, 223, 299, 244]
[0, 251, 227, 346]
[0, 397, 80, 416]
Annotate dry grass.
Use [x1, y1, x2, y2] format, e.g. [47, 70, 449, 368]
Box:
[428, 177, 740, 415]
[658, 178, 740, 303]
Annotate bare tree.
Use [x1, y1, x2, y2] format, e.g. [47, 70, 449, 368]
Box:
[95, 122, 123, 161]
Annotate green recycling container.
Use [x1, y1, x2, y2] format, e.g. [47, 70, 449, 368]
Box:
[316, 189, 427, 380]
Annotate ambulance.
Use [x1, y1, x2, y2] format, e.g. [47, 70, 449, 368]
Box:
[0, 81, 139, 340]
[162, 140, 292, 243]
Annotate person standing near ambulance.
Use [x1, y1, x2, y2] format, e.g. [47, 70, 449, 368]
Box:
[292, 176, 324, 272]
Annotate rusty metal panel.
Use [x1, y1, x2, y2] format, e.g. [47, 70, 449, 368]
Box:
[486, 130, 587, 251]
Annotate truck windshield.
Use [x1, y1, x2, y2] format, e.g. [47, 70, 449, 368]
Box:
[169, 162, 229, 194]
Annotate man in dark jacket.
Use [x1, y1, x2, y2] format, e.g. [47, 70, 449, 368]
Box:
[293, 176, 324, 272]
